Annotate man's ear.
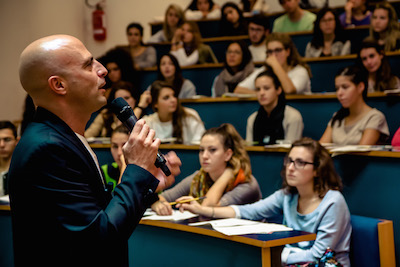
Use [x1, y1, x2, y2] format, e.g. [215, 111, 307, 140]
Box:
[48, 76, 67, 95]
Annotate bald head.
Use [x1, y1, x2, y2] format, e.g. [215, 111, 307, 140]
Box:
[19, 35, 82, 99]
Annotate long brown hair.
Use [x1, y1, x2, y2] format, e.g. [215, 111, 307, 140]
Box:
[182, 21, 203, 51]
[150, 80, 196, 143]
[266, 33, 312, 78]
[281, 137, 342, 197]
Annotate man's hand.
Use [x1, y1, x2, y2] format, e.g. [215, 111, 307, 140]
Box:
[154, 151, 181, 192]
[122, 119, 160, 171]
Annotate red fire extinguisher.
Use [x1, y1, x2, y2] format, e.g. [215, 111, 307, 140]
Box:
[92, 3, 106, 41]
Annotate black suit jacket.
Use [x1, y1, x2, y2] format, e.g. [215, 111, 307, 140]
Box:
[9, 107, 159, 267]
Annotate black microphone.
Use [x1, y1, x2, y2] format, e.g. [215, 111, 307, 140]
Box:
[109, 97, 171, 176]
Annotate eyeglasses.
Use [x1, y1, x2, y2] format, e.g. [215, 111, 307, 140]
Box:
[266, 48, 284, 56]
[284, 157, 314, 169]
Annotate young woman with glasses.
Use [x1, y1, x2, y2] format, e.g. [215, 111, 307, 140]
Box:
[177, 137, 351, 266]
[305, 8, 351, 58]
[235, 32, 311, 95]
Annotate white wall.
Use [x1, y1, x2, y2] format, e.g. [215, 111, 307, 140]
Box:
[0, 0, 347, 122]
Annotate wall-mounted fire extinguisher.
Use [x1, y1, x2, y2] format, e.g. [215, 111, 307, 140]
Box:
[92, 3, 106, 41]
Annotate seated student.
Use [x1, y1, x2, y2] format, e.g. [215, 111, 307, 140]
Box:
[320, 66, 389, 145]
[143, 81, 205, 144]
[272, 0, 316, 33]
[0, 121, 19, 197]
[97, 47, 140, 99]
[119, 23, 157, 69]
[148, 4, 186, 43]
[178, 137, 351, 266]
[151, 123, 262, 215]
[236, 33, 312, 95]
[185, 0, 221, 20]
[170, 21, 218, 66]
[369, 1, 400, 52]
[247, 14, 270, 62]
[357, 39, 400, 92]
[339, 0, 371, 28]
[211, 41, 254, 97]
[305, 8, 351, 58]
[246, 69, 303, 145]
[101, 125, 129, 191]
[219, 2, 248, 36]
[85, 81, 151, 138]
[392, 126, 400, 147]
[146, 54, 197, 99]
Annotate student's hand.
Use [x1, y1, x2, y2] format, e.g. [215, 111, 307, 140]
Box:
[138, 91, 151, 109]
[176, 196, 204, 215]
[123, 119, 160, 171]
[154, 151, 181, 192]
[172, 28, 183, 43]
[344, 1, 353, 24]
[345, 1, 353, 12]
[151, 200, 173, 215]
[265, 54, 281, 69]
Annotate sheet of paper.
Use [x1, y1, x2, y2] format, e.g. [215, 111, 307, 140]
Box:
[214, 223, 292, 236]
[0, 195, 9, 203]
[328, 145, 383, 153]
[189, 218, 292, 236]
[142, 210, 198, 221]
[189, 218, 258, 227]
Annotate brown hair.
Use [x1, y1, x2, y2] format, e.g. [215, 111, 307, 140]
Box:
[281, 137, 342, 197]
[202, 123, 252, 181]
[266, 33, 312, 78]
[182, 21, 203, 50]
[150, 80, 197, 143]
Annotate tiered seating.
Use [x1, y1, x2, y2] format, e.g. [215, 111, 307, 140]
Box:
[139, 51, 400, 94]
[179, 93, 400, 141]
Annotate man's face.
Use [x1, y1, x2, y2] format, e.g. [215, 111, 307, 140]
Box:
[60, 38, 108, 113]
[0, 129, 18, 161]
[248, 22, 267, 44]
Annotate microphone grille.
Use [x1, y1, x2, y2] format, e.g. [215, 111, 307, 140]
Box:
[109, 97, 133, 121]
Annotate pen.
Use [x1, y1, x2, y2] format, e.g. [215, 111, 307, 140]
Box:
[169, 196, 206, 205]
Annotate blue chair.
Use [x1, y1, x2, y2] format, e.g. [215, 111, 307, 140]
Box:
[350, 215, 396, 266]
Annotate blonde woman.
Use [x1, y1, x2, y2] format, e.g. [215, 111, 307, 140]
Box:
[151, 123, 262, 215]
[369, 1, 400, 52]
[148, 4, 185, 43]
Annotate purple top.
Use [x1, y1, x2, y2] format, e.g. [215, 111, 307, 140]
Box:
[339, 12, 371, 27]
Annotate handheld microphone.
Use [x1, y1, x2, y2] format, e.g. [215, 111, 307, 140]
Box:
[109, 97, 171, 176]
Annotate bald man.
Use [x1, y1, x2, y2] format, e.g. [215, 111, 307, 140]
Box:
[9, 35, 180, 267]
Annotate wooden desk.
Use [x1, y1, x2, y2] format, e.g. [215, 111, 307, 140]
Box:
[0, 205, 315, 267]
[130, 218, 316, 267]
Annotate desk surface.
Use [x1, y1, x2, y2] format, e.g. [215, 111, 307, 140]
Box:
[140, 218, 316, 249]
